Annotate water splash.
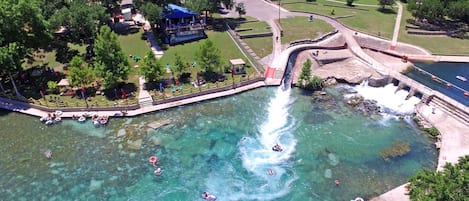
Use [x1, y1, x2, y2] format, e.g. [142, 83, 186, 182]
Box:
[228, 87, 298, 200]
[352, 81, 421, 115]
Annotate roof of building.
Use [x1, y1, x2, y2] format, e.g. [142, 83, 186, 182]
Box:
[230, 58, 245, 66]
[163, 4, 197, 19]
[120, 0, 133, 6]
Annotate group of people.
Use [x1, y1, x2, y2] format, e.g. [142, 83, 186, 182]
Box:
[149, 156, 162, 176]
[272, 143, 283, 152]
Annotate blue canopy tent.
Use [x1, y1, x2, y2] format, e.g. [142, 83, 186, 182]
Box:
[162, 4, 206, 45]
[163, 4, 197, 19]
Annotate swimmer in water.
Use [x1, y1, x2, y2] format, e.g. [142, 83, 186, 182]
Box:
[44, 149, 52, 159]
[154, 167, 162, 175]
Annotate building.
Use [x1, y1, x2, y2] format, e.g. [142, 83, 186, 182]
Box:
[162, 4, 206, 45]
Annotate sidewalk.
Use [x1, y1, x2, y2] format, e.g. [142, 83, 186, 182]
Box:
[0, 81, 267, 119]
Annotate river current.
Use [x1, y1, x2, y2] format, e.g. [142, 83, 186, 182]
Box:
[0, 84, 436, 201]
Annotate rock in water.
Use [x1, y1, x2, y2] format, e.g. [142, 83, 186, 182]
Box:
[127, 139, 143, 150]
[117, 129, 126, 137]
[147, 120, 171, 129]
[328, 153, 339, 166]
[89, 179, 104, 191]
[324, 169, 332, 178]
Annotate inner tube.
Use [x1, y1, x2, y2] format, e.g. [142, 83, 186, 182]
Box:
[149, 156, 158, 164]
[267, 169, 275, 175]
[354, 197, 364, 201]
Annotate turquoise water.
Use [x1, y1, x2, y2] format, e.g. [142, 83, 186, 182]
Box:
[0, 86, 437, 201]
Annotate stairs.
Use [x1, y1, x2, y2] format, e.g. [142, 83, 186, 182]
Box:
[139, 96, 154, 108]
[428, 96, 469, 127]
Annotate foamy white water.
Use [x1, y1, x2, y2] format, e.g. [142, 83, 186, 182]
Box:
[234, 87, 298, 200]
[352, 81, 421, 115]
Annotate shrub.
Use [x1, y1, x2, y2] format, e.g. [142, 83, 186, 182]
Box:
[424, 127, 440, 137]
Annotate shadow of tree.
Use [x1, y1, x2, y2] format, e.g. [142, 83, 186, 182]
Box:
[377, 8, 397, 15]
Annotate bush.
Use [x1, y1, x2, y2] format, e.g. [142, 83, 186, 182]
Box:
[47, 81, 58, 93]
[424, 127, 440, 137]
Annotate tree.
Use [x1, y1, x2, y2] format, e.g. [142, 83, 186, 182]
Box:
[195, 39, 223, 73]
[49, 0, 106, 43]
[300, 59, 312, 81]
[172, 53, 187, 78]
[408, 0, 444, 20]
[0, 0, 49, 97]
[346, 0, 355, 6]
[47, 81, 58, 93]
[378, 0, 395, 9]
[407, 155, 469, 201]
[185, 0, 211, 13]
[0, 43, 23, 96]
[67, 56, 95, 87]
[447, 0, 469, 23]
[235, 3, 246, 18]
[139, 51, 164, 82]
[94, 26, 131, 88]
[140, 2, 163, 28]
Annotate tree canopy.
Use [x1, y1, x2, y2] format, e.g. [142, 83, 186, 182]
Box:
[68, 56, 95, 87]
[407, 0, 469, 23]
[49, 0, 106, 43]
[195, 39, 223, 73]
[0, 0, 49, 73]
[140, 2, 163, 27]
[94, 26, 131, 88]
[407, 155, 469, 201]
[139, 50, 164, 82]
[378, 0, 395, 9]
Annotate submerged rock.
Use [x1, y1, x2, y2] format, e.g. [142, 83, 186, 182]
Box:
[89, 179, 104, 191]
[328, 153, 339, 166]
[117, 129, 126, 138]
[147, 120, 171, 130]
[324, 169, 332, 178]
[127, 139, 142, 150]
[150, 137, 162, 146]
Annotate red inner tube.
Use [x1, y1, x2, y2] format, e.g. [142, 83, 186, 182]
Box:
[149, 156, 157, 163]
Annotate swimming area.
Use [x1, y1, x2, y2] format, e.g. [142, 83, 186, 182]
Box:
[0, 85, 437, 200]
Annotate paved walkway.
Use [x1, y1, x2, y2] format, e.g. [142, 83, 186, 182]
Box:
[0, 82, 267, 118]
[143, 20, 164, 58]
[390, 2, 403, 50]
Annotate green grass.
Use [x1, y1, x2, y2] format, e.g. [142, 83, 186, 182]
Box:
[24, 43, 87, 70]
[281, 0, 397, 38]
[243, 36, 273, 58]
[117, 29, 152, 66]
[236, 21, 271, 35]
[278, 16, 335, 44]
[397, 4, 469, 55]
[338, 0, 380, 6]
[159, 30, 248, 69]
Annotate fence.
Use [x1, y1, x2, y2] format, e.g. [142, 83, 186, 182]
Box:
[224, 21, 265, 74]
[152, 76, 265, 104]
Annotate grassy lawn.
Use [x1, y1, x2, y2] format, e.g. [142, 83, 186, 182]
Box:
[159, 30, 248, 69]
[281, 0, 396, 38]
[243, 36, 273, 58]
[236, 21, 271, 35]
[117, 28, 151, 66]
[397, 4, 469, 55]
[278, 16, 335, 44]
[23, 43, 87, 70]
